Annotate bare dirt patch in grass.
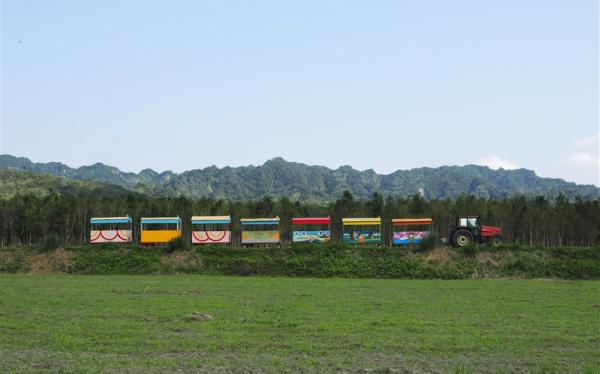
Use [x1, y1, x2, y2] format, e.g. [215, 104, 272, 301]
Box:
[26, 249, 74, 274]
[423, 248, 452, 264]
[162, 251, 203, 271]
[0, 251, 19, 267]
[476, 251, 499, 267]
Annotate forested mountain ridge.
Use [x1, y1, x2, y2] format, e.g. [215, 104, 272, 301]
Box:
[0, 169, 131, 199]
[1, 154, 598, 202]
[0, 155, 175, 190]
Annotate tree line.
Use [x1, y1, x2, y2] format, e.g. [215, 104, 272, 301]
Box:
[0, 190, 598, 247]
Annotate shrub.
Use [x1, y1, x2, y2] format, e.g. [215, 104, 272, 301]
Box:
[166, 236, 189, 252]
[417, 234, 439, 252]
[72, 248, 166, 274]
[1, 243, 599, 279]
[459, 244, 478, 257]
[42, 235, 62, 252]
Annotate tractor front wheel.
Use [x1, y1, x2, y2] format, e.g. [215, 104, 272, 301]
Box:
[452, 229, 473, 248]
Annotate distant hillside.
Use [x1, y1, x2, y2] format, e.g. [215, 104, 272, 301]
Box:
[0, 155, 174, 191]
[0, 169, 131, 199]
[1, 154, 598, 202]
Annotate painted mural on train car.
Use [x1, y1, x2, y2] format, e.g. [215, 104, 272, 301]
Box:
[242, 231, 280, 244]
[90, 230, 131, 243]
[342, 230, 382, 244]
[192, 231, 231, 244]
[393, 231, 429, 245]
[292, 230, 331, 243]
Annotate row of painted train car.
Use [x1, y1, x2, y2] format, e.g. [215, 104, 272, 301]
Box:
[90, 216, 433, 246]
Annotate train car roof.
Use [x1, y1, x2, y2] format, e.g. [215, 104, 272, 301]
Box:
[240, 217, 280, 225]
[292, 217, 331, 225]
[342, 217, 381, 225]
[191, 215, 231, 224]
[141, 217, 181, 224]
[90, 216, 132, 224]
[392, 218, 433, 225]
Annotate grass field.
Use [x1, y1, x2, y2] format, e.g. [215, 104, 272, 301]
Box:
[0, 276, 598, 373]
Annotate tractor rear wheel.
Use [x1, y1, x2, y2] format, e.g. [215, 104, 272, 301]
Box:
[452, 229, 473, 248]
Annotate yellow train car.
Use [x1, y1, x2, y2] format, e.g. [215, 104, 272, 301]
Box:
[140, 217, 182, 244]
[342, 217, 382, 244]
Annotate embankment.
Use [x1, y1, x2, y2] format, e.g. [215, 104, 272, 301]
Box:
[1, 243, 599, 279]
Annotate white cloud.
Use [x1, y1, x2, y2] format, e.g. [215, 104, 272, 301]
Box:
[477, 155, 519, 170]
[556, 133, 600, 186]
[561, 152, 599, 167]
[573, 133, 599, 149]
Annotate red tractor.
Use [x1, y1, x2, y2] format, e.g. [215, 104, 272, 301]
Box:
[449, 216, 503, 247]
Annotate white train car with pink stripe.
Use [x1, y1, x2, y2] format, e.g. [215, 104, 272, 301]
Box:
[90, 216, 132, 244]
[191, 216, 231, 245]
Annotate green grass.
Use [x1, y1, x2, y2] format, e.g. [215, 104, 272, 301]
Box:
[0, 275, 598, 373]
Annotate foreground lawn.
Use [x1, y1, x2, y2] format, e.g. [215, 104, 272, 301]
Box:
[0, 276, 598, 373]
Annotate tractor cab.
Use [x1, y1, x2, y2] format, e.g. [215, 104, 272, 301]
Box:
[458, 217, 479, 229]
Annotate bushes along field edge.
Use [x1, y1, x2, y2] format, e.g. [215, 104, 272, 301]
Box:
[0, 243, 598, 279]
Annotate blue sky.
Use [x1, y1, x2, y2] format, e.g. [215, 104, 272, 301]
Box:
[1, 0, 598, 185]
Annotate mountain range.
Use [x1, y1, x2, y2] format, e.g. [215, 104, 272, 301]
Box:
[1, 154, 598, 202]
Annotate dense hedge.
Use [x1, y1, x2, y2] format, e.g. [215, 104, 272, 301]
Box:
[0, 243, 599, 279]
